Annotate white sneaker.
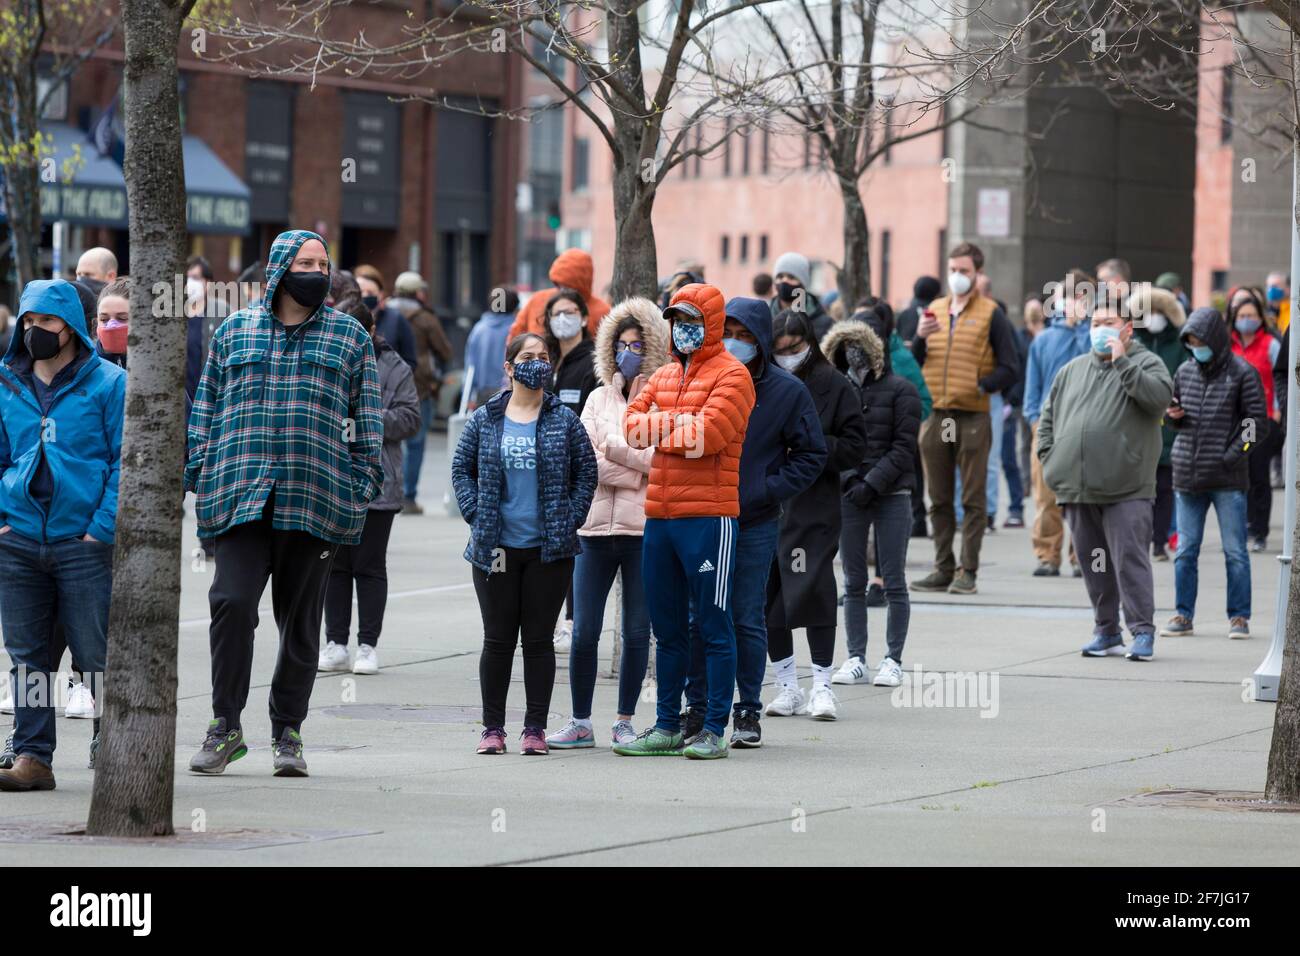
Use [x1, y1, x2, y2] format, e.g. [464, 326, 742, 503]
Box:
[831, 656, 869, 685]
[65, 681, 95, 719]
[1, 674, 14, 715]
[765, 684, 806, 717]
[806, 684, 839, 720]
[353, 644, 379, 675]
[873, 657, 903, 687]
[318, 641, 350, 672]
[553, 619, 573, 654]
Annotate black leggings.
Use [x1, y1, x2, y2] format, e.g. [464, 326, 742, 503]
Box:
[324, 508, 397, 646]
[1247, 423, 1281, 540]
[474, 547, 573, 729]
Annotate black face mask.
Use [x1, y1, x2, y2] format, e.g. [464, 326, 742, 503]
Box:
[278, 270, 330, 311]
[78, 277, 107, 298]
[25, 325, 69, 361]
[361, 294, 380, 311]
[776, 280, 801, 302]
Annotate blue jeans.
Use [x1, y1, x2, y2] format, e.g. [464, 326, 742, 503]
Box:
[985, 391, 1003, 519]
[686, 519, 779, 717]
[1001, 408, 1024, 517]
[0, 531, 113, 767]
[643, 517, 738, 737]
[569, 534, 651, 719]
[1174, 490, 1251, 621]
[402, 396, 435, 501]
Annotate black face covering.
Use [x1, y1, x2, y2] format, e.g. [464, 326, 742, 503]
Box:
[362, 294, 380, 311]
[77, 277, 107, 298]
[25, 325, 69, 360]
[278, 269, 330, 310]
[776, 280, 801, 302]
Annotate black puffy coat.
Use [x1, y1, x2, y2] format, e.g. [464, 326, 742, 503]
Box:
[1171, 308, 1267, 493]
[551, 336, 599, 416]
[822, 320, 922, 497]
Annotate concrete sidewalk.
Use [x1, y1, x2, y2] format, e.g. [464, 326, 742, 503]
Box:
[2, 442, 1297, 865]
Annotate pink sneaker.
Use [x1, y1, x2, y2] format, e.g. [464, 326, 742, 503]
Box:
[520, 727, 549, 755]
[477, 727, 507, 754]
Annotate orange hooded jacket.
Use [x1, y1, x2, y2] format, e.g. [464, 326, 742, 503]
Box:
[624, 283, 756, 519]
[507, 249, 611, 346]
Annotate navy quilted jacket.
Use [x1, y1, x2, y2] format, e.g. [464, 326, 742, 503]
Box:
[452, 389, 598, 571]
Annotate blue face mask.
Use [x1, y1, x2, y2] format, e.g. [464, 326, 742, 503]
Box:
[1190, 344, 1214, 363]
[1268, 285, 1285, 303]
[1091, 326, 1119, 355]
[616, 348, 643, 380]
[672, 321, 706, 354]
[724, 337, 759, 364]
[1235, 317, 1261, 335]
[511, 358, 552, 390]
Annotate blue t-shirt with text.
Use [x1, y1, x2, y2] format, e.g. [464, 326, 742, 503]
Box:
[498, 416, 542, 549]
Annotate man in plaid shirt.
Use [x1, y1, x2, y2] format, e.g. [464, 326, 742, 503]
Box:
[184, 229, 383, 777]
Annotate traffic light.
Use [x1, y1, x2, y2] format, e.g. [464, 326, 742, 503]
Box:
[546, 200, 561, 232]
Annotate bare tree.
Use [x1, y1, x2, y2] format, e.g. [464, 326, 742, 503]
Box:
[85, 0, 197, 838]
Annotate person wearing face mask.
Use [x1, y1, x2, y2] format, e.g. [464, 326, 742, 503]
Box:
[452, 333, 597, 756]
[768, 251, 832, 340]
[615, 284, 757, 759]
[1265, 271, 1290, 332]
[93, 278, 131, 369]
[1037, 298, 1173, 662]
[0, 279, 125, 791]
[1159, 307, 1265, 643]
[1227, 288, 1283, 552]
[183, 255, 231, 413]
[762, 311, 867, 713]
[507, 248, 611, 345]
[911, 242, 1021, 595]
[353, 265, 418, 371]
[546, 299, 670, 750]
[679, 298, 824, 746]
[184, 230, 384, 778]
[1129, 285, 1188, 562]
[1023, 269, 1094, 577]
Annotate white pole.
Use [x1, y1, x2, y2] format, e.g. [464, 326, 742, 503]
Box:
[1253, 146, 1300, 702]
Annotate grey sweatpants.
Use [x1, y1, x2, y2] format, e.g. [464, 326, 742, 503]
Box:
[1062, 499, 1155, 638]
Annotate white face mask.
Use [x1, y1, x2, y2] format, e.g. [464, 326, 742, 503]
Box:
[1145, 312, 1168, 334]
[186, 277, 205, 303]
[550, 311, 583, 340]
[948, 271, 972, 296]
[775, 347, 811, 373]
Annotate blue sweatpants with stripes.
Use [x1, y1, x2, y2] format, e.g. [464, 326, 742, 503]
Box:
[642, 516, 738, 737]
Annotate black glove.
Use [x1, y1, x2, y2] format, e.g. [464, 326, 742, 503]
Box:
[845, 478, 877, 509]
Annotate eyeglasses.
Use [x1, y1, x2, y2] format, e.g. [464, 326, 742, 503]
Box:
[614, 341, 645, 355]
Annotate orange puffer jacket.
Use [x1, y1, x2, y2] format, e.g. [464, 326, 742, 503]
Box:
[507, 248, 611, 346]
[624, 283, 756, 519]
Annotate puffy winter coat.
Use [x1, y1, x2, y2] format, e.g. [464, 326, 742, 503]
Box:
[452, 389, 598, 571]
[1171, 308, 1267, 494]
[823, 320, 922, 497]
[1130, 285, 1188, 466]
[507, 249, 612, 344]
[552, 336, 599, 416]
[370, 336, 422, 512]
[624, 283, 757, 519]
[579, 298, 671, 537]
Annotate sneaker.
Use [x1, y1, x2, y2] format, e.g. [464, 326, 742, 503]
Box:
[1071, 564, 1083, 578]
[0, 732, 14, 770]
[1229, 617, 1250, 640]
[272, 729, 308, 777]
[873, 657, 903, 686]
[765, 684, 806, 716]
[546, 718, 595, 749]
[1080, 633, 1126, 657]
[1151, 545, 1170, 562]
[866, 582, 886, 607]
[683, 730, 728, 760]
[831, 656, 870, 685]
[680, 707, 705, 744]
[400, 497, 424, 515]
[1004, 514, 1025, 528]
[352, 644, 379, 675]
[910, 571, 953, 592]
[64, 680, 95, 719]
[730, 709, 762, 748]
[1159, 615, 1194, 637]
[612, 726, 684, 756]
[947, 569, 978, 594]
[88, 733, 99, 771]
[317, 641, 350, 673]
[477, 726, 507, 754]
[611, 719, 637, 746]
[805, 685, 839, 720]
[1251, 537, 1267, 553]
[1126, 632, 1155, 661]
[520, 727, 549, 755]
[1032, 561, 1060, 577]
[553, 620, 573, 654]
[188, 718, 248, 774]
[986, 515, 997, 533]
[0, 674, 13, 715]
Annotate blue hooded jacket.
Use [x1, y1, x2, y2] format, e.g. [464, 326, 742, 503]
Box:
[1024, 313, 1091, 424]
[727, 297, 827, 528]
[0, 279, 126, 544]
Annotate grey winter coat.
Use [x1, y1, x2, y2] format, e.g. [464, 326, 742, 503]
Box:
[371, 336, 423, 510]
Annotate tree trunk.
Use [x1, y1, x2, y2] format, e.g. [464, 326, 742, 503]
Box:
[1, 25, 44, 286]
[85, 0, 191, 837]
[837, 171, 872, 308]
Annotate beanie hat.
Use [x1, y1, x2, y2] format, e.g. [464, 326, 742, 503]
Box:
[773, 252, 811, 289]
[914, 275, 941, 301]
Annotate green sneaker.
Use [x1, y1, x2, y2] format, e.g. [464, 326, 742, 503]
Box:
[272, 728, 309, 777]
[189, 718, 248, 774]
[612, 726, 684, 756]
[683, 730, 729, 760]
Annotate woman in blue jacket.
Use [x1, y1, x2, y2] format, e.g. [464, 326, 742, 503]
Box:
[452, 333, 597, 757]
[0, 279, 125, 791]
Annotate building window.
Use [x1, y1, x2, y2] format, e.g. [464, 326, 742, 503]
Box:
[762, 127, 770, 175]
[803, 129, 812, 169]
[742, 129, 751, 176]
[571, 136, 590, 191]
[1221, 66, 1233, 144]
[723, 117, 733, 176]
[882, 115, 892, 166]
[759, 234, 769, 261]
[693, 125, 703, 178]
[1211, 269, 1228, 292]
[938, 228, 948, 280]
[880, 229, 891, 302]
[739, 234, 749, 263]
[721, 234, 730, 262]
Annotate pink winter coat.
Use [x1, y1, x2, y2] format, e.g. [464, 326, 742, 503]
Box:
[579, 298, 671, 537]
